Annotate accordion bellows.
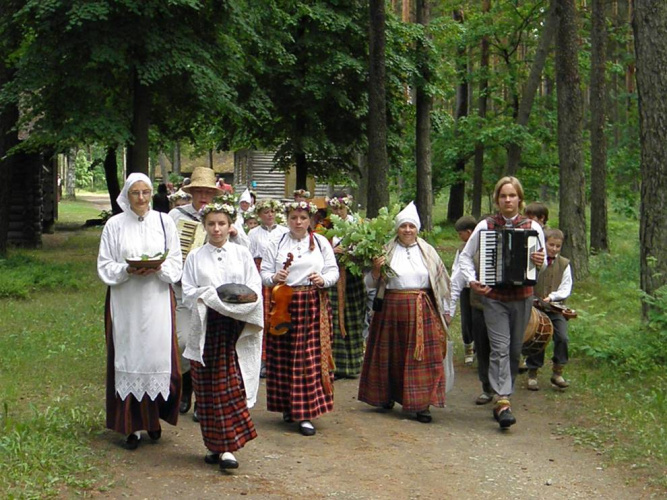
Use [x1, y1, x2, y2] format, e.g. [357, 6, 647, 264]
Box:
[215, 283, 258, 304]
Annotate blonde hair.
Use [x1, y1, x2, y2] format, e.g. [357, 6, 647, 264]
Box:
[493, 176, 525, 212]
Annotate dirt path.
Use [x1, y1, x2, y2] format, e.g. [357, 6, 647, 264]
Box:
[94, 363, 657, 500]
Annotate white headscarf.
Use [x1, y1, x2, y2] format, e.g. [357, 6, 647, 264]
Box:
[395, 201, 421, 231]
[117, 173, 153, 213]
[239, 188, 252, 204]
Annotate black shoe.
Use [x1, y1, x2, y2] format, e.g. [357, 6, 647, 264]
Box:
[147, 429, 161, 441]
[415, 409, 432, 423]
[204, 452, 220, 464]
[219, 452, 239, 470]
[259, 364, 267, 379]
[299, 420, 316, 436]
[496, 407, 517, 429]
[180, 372, 193, 414]
[192, 402, 199, 423]
[282, 411, 294, 423]
[381, 400, 395, 410]
[125, 433, 140, 450]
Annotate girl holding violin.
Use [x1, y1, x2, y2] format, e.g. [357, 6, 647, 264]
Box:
[260, 201, 339, 437]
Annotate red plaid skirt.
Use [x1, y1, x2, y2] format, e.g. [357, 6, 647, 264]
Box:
[105, 288, 181, 435]
[265, 288, 334, 420]
[191, 309, 257, 453]
[358, 290, 446, 412]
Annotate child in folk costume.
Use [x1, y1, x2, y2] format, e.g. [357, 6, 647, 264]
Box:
[448, 215, 478, 366]
[458, 177, 546, 429]
[358, 202, 451, 424]
[526, 228, 573, 391]
[181, 202, 263, 471]
[326, 193, 367, 379]
[260, 201, 339, 437]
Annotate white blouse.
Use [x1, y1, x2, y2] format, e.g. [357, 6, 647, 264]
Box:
[260, 232, 339, 287]
[97, 209, 182, 401]
[181, 242, 262, 309]
[248, 224, 289, 260]
[364, 243, 430, 290]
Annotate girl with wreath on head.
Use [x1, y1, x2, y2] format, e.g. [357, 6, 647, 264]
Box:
[181, 202, 263, 471]
[260, 200, 339, 436]
[326, 193, 367, 380]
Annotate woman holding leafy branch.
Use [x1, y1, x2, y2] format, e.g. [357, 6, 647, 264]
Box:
[358, 202, 451, 423]
[326, 193, 367, 379]
[97, 173, 183, 450]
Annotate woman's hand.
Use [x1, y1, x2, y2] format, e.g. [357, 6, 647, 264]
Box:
[127, 266, 160, 276]
[273, 268, 289, 284]
[445, 313, 452, 326]
[308, 273, 325, 288]
[470, 280, 491, 296]
[371, 256, 385, 280]
[333, 245, 345, 255]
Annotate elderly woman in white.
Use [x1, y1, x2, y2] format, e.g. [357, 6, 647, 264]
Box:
[358, 202, 451, 423]
[97, 173, 183, 450]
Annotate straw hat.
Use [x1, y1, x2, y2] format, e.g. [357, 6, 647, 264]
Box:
[182, 167, 223, 193]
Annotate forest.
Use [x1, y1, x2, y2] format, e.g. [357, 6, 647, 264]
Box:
[1, 0, 666, 316]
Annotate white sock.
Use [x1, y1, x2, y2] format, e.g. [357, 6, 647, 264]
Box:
[222, 452, 236, 462]
[299, 420, 314, 430]
[133, 431, 142, 439]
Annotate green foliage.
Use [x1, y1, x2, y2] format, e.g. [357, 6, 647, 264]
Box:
[74, 149, 93, 189]
[325, 204, 401, 277]
[0, 255, 82, 299]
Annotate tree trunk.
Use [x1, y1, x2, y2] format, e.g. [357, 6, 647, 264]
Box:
[555, 0, 589, 280]
[589, 0, 609, 253]
[415, 0, 433, 231]
[447, 8, 467, 223]
[506, 1, 557, 174]
[104, 147, 122, 215]
[633, 0, 667, 320]
[127, 69, 150, 175]
[367, 0, 390, 217]
[173, 142, 181, 176]
[295, 151, 308, 190]
[0, 80, 19, 258]
[472, 0, 491, 219]
[158, 151, 170, 183]
[65, 150, 76, 200]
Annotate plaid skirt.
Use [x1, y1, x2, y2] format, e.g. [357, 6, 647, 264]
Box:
[105, 288, 181, 435]
[191, 309, 257, 453]
[329, 270, 366, 377]
[265, 288, 334, 420]
[358, 290, 446, 412]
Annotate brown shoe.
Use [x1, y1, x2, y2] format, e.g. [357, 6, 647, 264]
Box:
[550, 374, 570, 388]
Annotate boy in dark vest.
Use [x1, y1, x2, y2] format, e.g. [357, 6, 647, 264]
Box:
[458, 177, 546, 429]
[526, 228, 572, 390]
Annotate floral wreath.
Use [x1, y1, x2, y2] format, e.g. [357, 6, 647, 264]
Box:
[168, 190, 191, 202]
[326, 194, 354, 209]
[284, 200, 318, 215]
[242, 207, 258, 221]
[213, 192, 239, 205]
[199, 202, 237, 220]
[293, 189, 311, 199]
[255, 199, 283, 213]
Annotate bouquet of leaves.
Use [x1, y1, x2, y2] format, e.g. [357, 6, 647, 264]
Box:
[325, 204, 400, 278]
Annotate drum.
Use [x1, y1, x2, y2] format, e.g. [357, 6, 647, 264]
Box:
[522, 307, 553, 357]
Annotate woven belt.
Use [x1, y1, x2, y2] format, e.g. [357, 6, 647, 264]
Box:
[292, 285, 315, 291]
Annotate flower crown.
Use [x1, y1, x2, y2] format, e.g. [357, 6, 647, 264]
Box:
[293, 189, 311, 199]
[168, 190, 191, 201]
[255, 199, 283, 213]
[326, 194, 354, 209]
[284, 200, 318, 215]
[242, 207, 258, 220]
[199, 202, 237, 219]
[213, 192, 238, 205]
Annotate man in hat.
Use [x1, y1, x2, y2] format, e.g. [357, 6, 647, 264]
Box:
[169, 167, 247, 419]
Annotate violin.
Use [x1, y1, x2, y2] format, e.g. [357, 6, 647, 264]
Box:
[269, 252, 294, 336]
[534, 298, 578, 320]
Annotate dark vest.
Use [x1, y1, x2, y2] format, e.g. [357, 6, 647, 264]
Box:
[535, 255, 569, 302]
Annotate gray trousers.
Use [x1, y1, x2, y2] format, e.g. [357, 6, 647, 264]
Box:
[471, 306, 491, 394]
[173, 283, 191, 374]
[526, 311, 569, 369]
[482, 296, 532, 397]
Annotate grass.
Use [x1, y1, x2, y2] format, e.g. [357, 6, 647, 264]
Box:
[0, 196, 665, 496]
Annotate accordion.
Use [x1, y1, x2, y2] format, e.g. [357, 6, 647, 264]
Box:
[479, 229, 539, 287]
[176, 219, 206, 263]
